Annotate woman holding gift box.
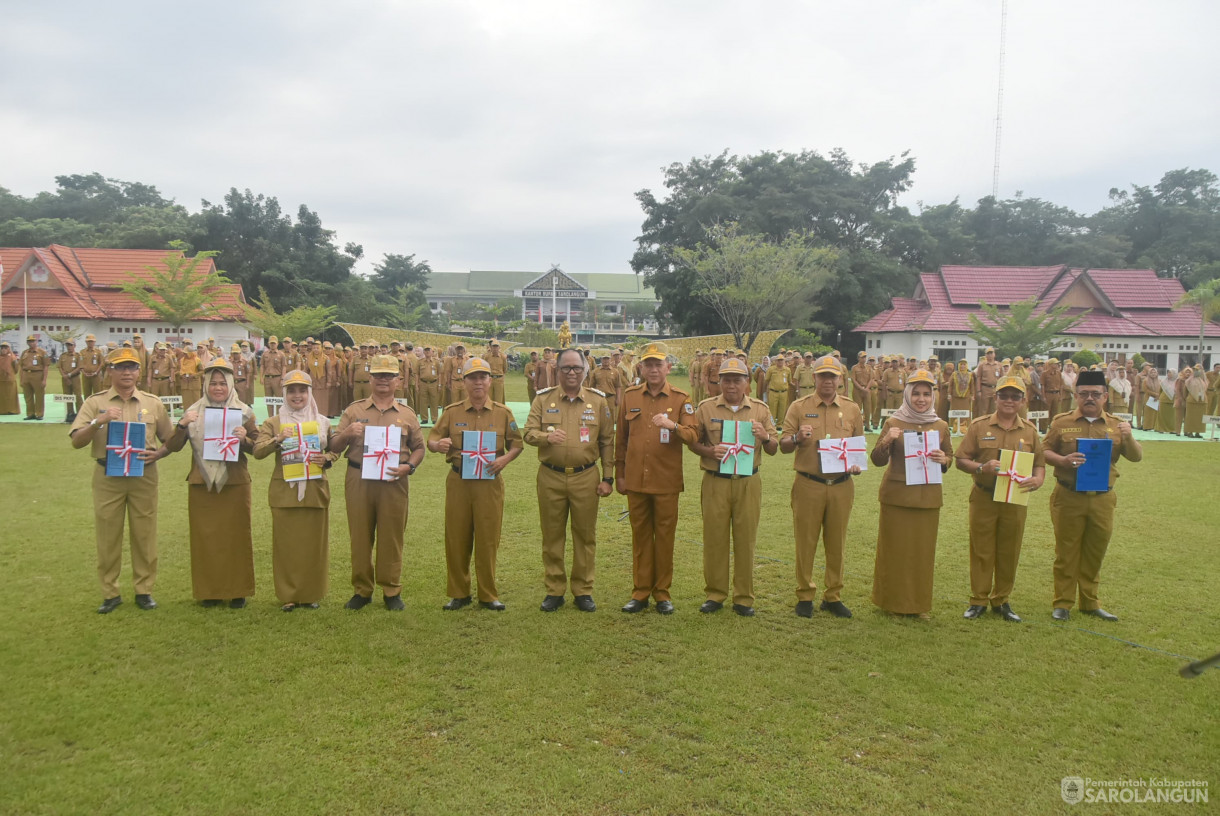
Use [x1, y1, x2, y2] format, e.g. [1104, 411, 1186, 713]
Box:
[869, 370, 954, 619]
[254, 369, 335, 611]
[166, 358, 258, 609]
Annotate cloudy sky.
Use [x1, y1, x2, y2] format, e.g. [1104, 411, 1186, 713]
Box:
[4, 1, 1217, 277]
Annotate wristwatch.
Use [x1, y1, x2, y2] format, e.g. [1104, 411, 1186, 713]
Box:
[407, 462, 417, 475]
[602, 476, 614, 485]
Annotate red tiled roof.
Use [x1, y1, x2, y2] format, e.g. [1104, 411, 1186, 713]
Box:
[1085, 268, 1174, 309]
[940, 265, 1066, 306]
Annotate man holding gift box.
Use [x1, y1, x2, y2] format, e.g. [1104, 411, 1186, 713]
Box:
[615, 343, 698, 614]
[330, 355, 426, 611]
[70, 347, 176, 614]
[523, 348, 615, 613]
[428, 357, 523, 610]
[780, 355, 865, 619]
[954, 375, 1046, 623]
[687, 357, 778, 617]
[1042, 370, 1142, 622]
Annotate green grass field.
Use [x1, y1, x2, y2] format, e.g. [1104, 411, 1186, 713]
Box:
[2, 376, 1217, 814]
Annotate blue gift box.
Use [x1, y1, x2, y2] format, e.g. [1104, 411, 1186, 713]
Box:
[105, 421, 146, 478]
[461, 431, 497, 480]
[1074, 437, 1112, 492]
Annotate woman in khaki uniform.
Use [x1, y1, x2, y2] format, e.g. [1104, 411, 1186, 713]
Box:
[1184, 365, 1207, 437]
[869, 370, 953, 618]
[1155, 369, 1178, 433]
[1108, 368, 1132, 415]
[0, 342, 19, 414]
[253, 370, 333, 611]
[166, 358, 258, 608]
[948, 359, 974, 434]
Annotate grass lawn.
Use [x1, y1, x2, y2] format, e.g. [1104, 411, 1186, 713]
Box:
[2, 375, 1217, 814]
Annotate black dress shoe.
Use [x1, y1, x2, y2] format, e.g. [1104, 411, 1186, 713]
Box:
[573, 595, 596, 612]
[963, 604, 987, 619]
[992, 603, 1022, 622]
[228, 597, 246, 609]
[540, 595, 566, 612]
[699, 600, 723, 614]
[1052, 607, 1070, 621]
[384, 595, 405, 611]
[820, 600, 853, 618]
[345, 594, 372, 610]
[200, 599, 223, 608]
[794, 600, 814, 618]
[655, 600, 674, 615]
[281, 603, 297, 612]
[97, 596, 122, 614]
[479, 600, 506, 611]
[732, 604, 755, 617]
[301, 602, 320, 609]
[443, 596, 472, 611]
[621, 598, 648, 613]
[135, 594, 157, 610]
[1082, 608, 1118, 622]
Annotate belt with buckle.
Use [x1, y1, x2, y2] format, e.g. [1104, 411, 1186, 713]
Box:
[797, 471, 852, 486]
[154, 376, 170, 380]
[542, 461, 596, 475]
[710, 468, 758, 479]
[1057, 478, 1104, 496]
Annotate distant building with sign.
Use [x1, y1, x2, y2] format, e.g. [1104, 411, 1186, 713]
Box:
[855, 264, 1219, 370]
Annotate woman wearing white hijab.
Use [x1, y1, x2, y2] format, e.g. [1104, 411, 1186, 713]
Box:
[869, 370, 954, 619]
[166, 358, 258, 607]
[253, 369, 334, 611]
[1156, 368, 1178, 434]
[1108, 367, 1132, 414]
[1183, 366, 1208, 437]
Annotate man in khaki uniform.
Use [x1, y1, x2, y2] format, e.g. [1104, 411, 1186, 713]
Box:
[615, 344, 698, 613]
[689, 350, 705, 403]
[954, 376, 1046, 623]
[524, 351, 540, 403]
[261, 336, 287, 397]
[79, 334, 105, 400]
[178, 341, 203, 406]
[794, 353, 817, 399]
[416, 346, 442, 424]
[147, 343, 176, 397]
[687, 357, 778, 616]
[851, 351, 874, 431]
[428, 358, 524, 610]
[441, 343, 469, 406]
[1041, 357, 1064, 418]
[615, 348, 634, 389]
[70, 347, 177, 613]
[484, 340, 507, 403]
[591, 354, 622, 418]
[351, 342, 374, 402]
[58, 339, 84, 422]
[329, 355, 426, 611]
[1208, 363, 1220, 415]
[20, 335, 50, 420]
[230, 344, 254, 405]
[781, 356, 865, 618]
[702, 349, 725, 399]
[523, 348, 615, 612]
[975, 346, 1003, 416]
[1042, 370, 1142, 622]
[883, 357, 906, 411]
[764, 358, 791, 422]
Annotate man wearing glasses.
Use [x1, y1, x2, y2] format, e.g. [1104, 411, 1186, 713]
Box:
[523, 349, 615, 612]
[1041, 370, 1142, 622]
[954, 375, 1046, 623]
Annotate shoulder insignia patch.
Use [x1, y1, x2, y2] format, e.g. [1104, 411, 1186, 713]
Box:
[684, 403, 694, 414]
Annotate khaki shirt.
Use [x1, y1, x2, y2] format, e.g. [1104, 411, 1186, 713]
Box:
[79, 346, 105, 376]
[418, 358, 441, 382]
[148, 352, 176, 379]
[781, 394, 865, 477]
[956, 413, 1046, 491]
[523, 386, 614, 472]
[352, 355, 373, 384]
[703, 357, 724, 388]
[1043, 409, 1141, 489]
[179, 354, 201, 377]
[591, 366, 620, 396]
[764, 365, 790, 392]
[261, 349, 286, 376]
[614, 382, 697, 493]
[851, 362, 873, 393]
[58, 351, 81, 378]
[335, 398, 425, 467]
[882, 368, 905, 396]
[20, 348, 49, 373]
[976, 360, 1003, 390]
[71, 387, 174, 459]
[487, 352, 507, 377]
[428, 398, 523, 468]
[692, 394, 776, 473]
[793, 364, 816, 391]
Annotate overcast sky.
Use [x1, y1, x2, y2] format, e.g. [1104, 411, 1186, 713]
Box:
[4, 1, 1217, 278]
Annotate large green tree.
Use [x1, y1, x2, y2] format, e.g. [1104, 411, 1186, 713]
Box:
[242, 286, 337, 340]
[1174, 275, 1220, 364]
[966, 296, 1085, 360]
[116, 242, 231, 333]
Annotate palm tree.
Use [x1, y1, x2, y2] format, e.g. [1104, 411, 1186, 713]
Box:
[1174, 278, 1220, 366]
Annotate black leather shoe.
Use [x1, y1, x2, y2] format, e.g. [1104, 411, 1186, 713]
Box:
[820, 600, 853, 618]
[794, 600, 814, 618]
[992, 603, 1022, 622]
[443, 596, 472, 611]
[281, 603, 297, 612]
[345, 594, 372, 610]
[732, 604, 755, 617]
[384, 595, 405, 611]
[1082, 608, 1118, 622]
[621, 598, 648, 613]
[479, 600, 506, 611]
[200, 599, 223, 608]
[573, 595, 596, 612]
[228, 597, 246, 609]
[135, 594, 157, 610]
[97, 596, 122, 614]
[1052, 607, 1070, 621]
[699, 600, 723, 614]
[540, 595, 565, 612]
[656, 600, 674, 615]
[963, 604, 987, 619]
[301, 602, 320, 609]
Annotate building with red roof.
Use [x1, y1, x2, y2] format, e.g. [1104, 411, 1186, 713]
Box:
[854, 265, 1219, 371]
[0, 245, 249, 354]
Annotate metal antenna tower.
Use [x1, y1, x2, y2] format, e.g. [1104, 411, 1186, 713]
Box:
[991, 0, 1008, 198]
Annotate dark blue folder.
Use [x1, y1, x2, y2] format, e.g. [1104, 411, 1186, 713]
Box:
[1075, 437, 1112, 492]
[105, 421, 146, 478]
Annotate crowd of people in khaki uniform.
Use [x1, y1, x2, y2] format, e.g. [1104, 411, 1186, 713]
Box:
[37, 331, 1172, 627]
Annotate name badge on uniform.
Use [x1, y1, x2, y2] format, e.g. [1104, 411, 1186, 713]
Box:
[454, 422, 468, 427]
[31, 359, 39, 366]
[660, 428, 670, 443]
[629, 407, 641, 413]
[983, 435, 996, 441]
[71, 361, 77, 368]
[579, 427, 590, 443]
[546, 408, 559, 414]
[711, 417, 724, 424]
[806, 413, 818, 418]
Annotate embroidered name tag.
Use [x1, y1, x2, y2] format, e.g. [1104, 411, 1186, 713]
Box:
[454, 422, 468, 427]
[630, 407, 641, 412]
[982, 435, 996, 441]
[546, 409, 560, 413]
[711, 417, 724, 424]
[806, 413, 818, 418]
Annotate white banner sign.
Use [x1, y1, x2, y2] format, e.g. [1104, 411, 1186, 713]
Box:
[1027, 411, 1049, 419]
[880, 409, 897, 418]
[264, 397, 284, 407]
[1204, 415, 1220, 426]
[53, 394, 77, 403]
[159, 396, 183, 405]
[948, 410, 971, 419]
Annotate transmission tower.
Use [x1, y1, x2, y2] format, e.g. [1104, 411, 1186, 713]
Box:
[991, 0, 1008, 199]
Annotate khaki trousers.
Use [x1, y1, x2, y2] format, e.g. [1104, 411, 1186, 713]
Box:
[93, 462, 159, 598]
[490, 376, 505, 403]
[444, 469, 504, 601]
[150, 377, 174, 397]
[353, 381, 371, 402]
[700, 472, 761, 606]
[768, 390, 788, 423]
[627, 491, 679, 602]
[344, 465, 409, 598]
[264, 374, 283, 397]
[418, 381, 440, 423]
[1050, 485, 1117, 611]
[968, 485, 1027, 606]
[791, 475, 853, 602]
[536, 465, 600, 596]
[82, 372, 103, 401]
[21, 374, 45, 417]
[855, 391, 871, 426]
[871, 392, 883, 427]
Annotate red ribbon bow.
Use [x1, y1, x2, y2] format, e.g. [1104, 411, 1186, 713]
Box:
[462, 432, 495, 479]
[904, 433, 933, 482]
[368, 428, 401, 480]
[719, 423, 756, 467]
[204, 407, 241, 461]
[823, 437, 865, 470]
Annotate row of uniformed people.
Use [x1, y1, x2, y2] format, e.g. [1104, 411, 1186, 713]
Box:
[69, 345, 1141, 625]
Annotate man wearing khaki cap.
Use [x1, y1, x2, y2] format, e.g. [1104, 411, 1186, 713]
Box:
[58, 339, 83, 422]
[20, 334, 50, 420]
[261, 336, 287, 397]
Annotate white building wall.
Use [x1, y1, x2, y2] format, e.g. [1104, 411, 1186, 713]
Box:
[2, 319, 250, 356]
